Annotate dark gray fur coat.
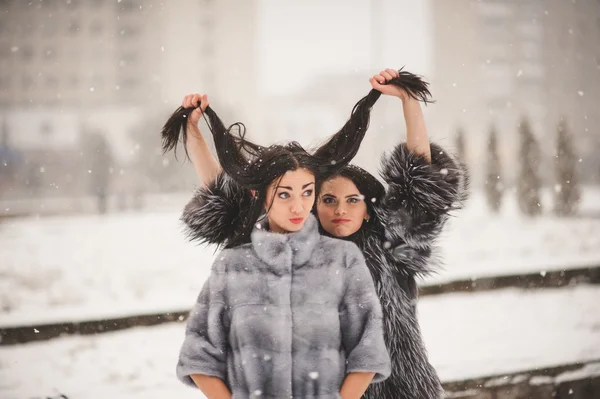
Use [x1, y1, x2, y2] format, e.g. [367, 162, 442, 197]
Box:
[181, 142, 469, 399]
[177, 214, 391, 398]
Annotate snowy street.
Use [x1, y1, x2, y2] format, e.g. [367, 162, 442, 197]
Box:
[2, 189, 600, 326]
[1, 285, 599, 399]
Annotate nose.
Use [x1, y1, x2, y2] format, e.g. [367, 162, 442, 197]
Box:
[290, 198, 304, 214]
[335, 204, 347, 216]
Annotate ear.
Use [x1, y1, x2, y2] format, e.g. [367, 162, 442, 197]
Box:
[250, 190, 257, 198]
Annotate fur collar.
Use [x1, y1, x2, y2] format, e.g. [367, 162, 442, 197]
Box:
[251, 214, 320, 269]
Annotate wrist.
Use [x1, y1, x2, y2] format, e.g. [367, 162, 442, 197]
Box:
[395, 91, 409, 102]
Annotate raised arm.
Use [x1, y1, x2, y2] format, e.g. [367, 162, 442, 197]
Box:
[370, 69, 469, 274]
[369, 68, 432, 161]
[181, 93, 222, 187]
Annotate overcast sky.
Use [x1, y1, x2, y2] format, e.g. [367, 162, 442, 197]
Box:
[256, 0, 433, 96]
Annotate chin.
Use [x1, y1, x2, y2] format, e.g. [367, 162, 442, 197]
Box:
[285, 222, 305, 231]
[330, 224, 357, 238]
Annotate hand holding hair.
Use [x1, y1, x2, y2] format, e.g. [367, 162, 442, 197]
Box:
[370, 67, 434, 104]
[182, 93, 209, 129]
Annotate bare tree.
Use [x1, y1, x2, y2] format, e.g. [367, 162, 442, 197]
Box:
[485, 124, 503, 213]
[80, 130, 114, 214]
[516, 117, 542, 216]
[554, 118, 580, 216]
[455, 126, 466, 164]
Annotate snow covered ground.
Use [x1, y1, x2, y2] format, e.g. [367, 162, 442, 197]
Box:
[1, 285, 598, 399]
[1, 187, 600, 326]
[427, 186, 600, 284]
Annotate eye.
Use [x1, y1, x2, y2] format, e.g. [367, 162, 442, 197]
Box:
[322, 197, 336, 205]
[348, 197, 361, 204]
[303, 189, 314, 197]
[278, 192, 290, 199]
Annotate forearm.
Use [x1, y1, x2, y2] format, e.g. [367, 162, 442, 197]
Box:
[340, 372, 376, 399]
[402, 97, 431, 162]
[186, 122, 222, 187]
[190, 374, 232, 399]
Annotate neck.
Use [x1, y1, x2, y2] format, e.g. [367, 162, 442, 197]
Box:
[268, 222, 288, 234]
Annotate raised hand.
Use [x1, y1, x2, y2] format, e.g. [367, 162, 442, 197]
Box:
[369, 68, 409, 101]
[182, 93, 209, 128]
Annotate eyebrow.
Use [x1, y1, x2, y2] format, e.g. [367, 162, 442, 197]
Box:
[276, 182, 315, 190]
[321, 193, 361, 199]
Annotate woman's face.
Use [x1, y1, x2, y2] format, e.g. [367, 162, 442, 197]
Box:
[264, 168, 316, 233]
[317, 176, 369, 237]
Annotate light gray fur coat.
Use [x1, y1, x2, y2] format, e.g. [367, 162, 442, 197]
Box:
[176, 214, 391, 398]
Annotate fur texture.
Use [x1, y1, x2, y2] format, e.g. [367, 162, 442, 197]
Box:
[379, 142, 470, 253]
[180, 142, 469, 399]
[177, 215, 391, 398]
[180, 173, 253, 247]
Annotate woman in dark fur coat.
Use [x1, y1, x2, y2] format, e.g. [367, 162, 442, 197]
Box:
[167, 68, 469, 399]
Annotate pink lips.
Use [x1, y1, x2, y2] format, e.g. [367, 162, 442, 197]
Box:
[289, 217, 304, 224]
[332, 218, 351, 224]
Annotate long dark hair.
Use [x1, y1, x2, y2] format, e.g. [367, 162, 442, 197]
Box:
[161, 68, 432, 246]
[313, 68, 433, 243]
[162, 92, 382, 247]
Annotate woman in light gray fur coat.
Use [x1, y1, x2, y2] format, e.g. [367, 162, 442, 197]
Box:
[169, 68, 469, 399]
[163, 83, 396, 398]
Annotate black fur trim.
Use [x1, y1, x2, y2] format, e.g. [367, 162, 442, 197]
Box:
[360, 235, 444, 399]
[180, 172, 251, 247]
[379, 142, 470, 251]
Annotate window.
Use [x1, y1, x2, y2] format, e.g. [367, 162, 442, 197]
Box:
[119, 76, 139, 90]
[0, 44, 11, 57]
[21, 45, 33, 60]
[41, 0, 56, 8]
[120, 51, 139, 65]
[521, 41, 542, 60]
[68, 20, 80, 35]
[22, 75, 34, 90]
[119, 25, 140, 37]
[118, 0, 136, 13]
[477, 1, 513, 18]
[66, 0, 80, 9]
[44, 47, 56, 60]
[518, 62, 544, 79]
[41, 21, 58, 37]
[69, 75, 79, 87]
[90, 20, 103, 35]
[19, 22, 34, 36]
[46, 75, 58, 88]
[201, 42, 214, 56]
[0, 75, 9, 90]
[517, 23, 543, 40]
[92, 76, 104, 89]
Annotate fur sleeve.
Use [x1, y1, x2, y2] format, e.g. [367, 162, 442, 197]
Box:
[340, 243, 391, 382]
[379, 142, 469, 250]
[180, 172, 252, 247]
[176, 274, 228, 386]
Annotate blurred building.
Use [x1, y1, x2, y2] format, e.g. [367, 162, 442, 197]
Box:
[431, 0, 600, 184]
[0, 0, 260, 198]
